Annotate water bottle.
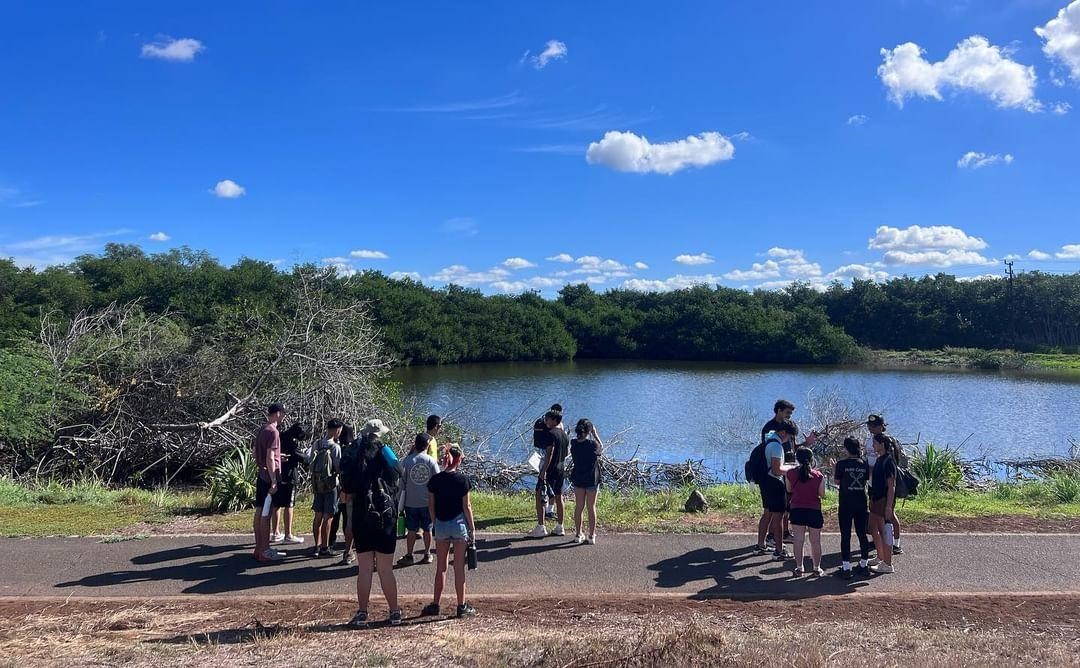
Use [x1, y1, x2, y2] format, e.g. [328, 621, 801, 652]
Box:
[396, 513, 406, 538]
[466, 542, 477, 570]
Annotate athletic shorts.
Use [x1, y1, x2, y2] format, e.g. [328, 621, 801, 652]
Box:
[255, 476, 272, 508]
[434, 513, 469, 542]
[538, 471, 565, 496]
[789, 507, 824, 530]
[312, 491, 339, 515]
[759, 476, 786, 513]
[353, 528, 397, 555]
[271, 483, 295, 508]
[405, 506, 433, 532]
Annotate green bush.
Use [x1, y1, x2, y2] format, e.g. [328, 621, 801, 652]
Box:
[910, 443, 964, 491]
[205, 447, 257, 512]
[1047, 472, 1080, 504]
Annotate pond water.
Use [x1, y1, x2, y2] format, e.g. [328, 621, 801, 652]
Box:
[393, 361, 1080, 478]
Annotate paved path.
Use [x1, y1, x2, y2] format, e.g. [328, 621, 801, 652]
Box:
[4, 533, 1078, 599]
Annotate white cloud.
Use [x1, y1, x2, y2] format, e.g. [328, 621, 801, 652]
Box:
[502, 257, 537, 270]
[868, 225, 988, 251]
[531, 40, 567, 69]
[1036, 1, 1080, 82]
[586, 131, 735, 175]
[211, 179, 246, 198]
[957, 151, 1014, 169]
[428, 265, 511, 286]
[389, 271, 422, 281]
[633, 261, 649, 270]
[349, 249, 389, 260]
[621, 274, 723, 292]
[826, 264, 890, 282]
[1052, 101, 1072, 114]
[547, 253, 574, 263]
[722, 260, 781, 281]
[1056, 244, 1080, 259]
[878, 36, 1040, 111]
[141, 37, 205, 62]
[674, 252, 715, 266]
[847, 114, 869, 125]
[1027, 249, 1053, 260]
[881, 249, 995, 267]
[766, 247, 803, 259]
[730, 131, 753, 141]
[148, 232, 170, 242]
[576, 256, 627, 271]
[490, 277, 562, 293]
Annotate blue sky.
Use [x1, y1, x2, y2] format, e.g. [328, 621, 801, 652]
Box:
[2, 1, 1079, 293]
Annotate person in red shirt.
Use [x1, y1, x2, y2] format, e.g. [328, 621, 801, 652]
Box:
[784, 446, 826, 577]
[253, 402, 286, 562]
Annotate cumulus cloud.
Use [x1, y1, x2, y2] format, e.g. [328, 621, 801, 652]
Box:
[722, 260, 781, 281]
[148, 232, 170, 242]
[869, 225, 988, 251]
[586, 131, 735, 175]
[878, 36, 1040, 111]
[1052, 101, 1072, 114]
[141, 37, 205, 62]
[674, 252, 715, 266]
[491, 277, 562, 293]
[429, 265, 512, 286]
[1027, 249, 1053, 260]
[530, 40, 567, 69]
[1057, 244, 1080, 259]
[827, 264, 890, 282]
[957, 151, 1014, 169]
[766, 247, 803, 259]
[881, 249, 995, 267]
[547, 253, 574, 263]
[389, 271, 421, 281]
[633, 261, 649, 270]
[576, 256, 627, 272]
[621, 274, 723, 292]
[350, 249, 389, 260]
[1036, 1, 1080, 82]
[211, 179, 245, 198]
[502, 257, 537, 270]
[847, 114, 869, 125]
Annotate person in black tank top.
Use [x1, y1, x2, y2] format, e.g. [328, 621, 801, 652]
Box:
[570, 418, 604, 545]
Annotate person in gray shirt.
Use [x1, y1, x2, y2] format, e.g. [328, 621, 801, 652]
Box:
[397, 433, 440, 565]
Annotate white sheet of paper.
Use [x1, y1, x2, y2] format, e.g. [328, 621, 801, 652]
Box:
[527, 451, 542, 473]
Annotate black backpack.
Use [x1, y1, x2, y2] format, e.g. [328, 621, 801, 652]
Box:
[895, 467, 920, 499]
[744, 438, 774, 484]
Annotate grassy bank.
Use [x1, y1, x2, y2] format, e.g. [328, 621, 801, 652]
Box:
[1, 477, 1078, 537]
[867, 347, 1080, 372]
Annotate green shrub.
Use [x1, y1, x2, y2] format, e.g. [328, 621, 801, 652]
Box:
[205, 447, 257, 512]
[1047, 472, 1080, 504]
[910, 442, 964, 491]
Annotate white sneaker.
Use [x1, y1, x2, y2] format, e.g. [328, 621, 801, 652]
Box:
[870, 563, 894, 574]
[553, 524, 565, 536]
[261, 549, 285, 561]
[575, 533, 584, 544]
[270, 533, 285, 544]
[586, 534, 596, 545]
[527, 524, 548, 538]
[867, 558, 880, 567]
[282, 535, 305, 544]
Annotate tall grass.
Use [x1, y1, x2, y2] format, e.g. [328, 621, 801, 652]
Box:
[910, 443, 964, 491]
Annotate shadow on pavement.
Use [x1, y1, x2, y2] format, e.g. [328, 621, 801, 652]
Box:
[647, 545, 870, 601]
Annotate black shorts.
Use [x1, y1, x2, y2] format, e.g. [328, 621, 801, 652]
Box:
[789, 507, 824, 529]
[271, 482, 295, 508]
[255, 477, 272, 508]
[353, 528, 397, 555]
[759, 476, 786, 513]
[538, 471, 565, 495]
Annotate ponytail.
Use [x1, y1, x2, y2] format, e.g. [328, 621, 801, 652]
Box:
[795, 446, 813, 482]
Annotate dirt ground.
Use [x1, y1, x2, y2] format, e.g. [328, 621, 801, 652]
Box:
[2, 593, 1076, 667]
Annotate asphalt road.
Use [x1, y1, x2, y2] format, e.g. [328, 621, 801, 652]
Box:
[3, 532, 1078, 599]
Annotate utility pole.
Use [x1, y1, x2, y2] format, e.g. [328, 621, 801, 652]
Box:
[1004, 260, 1016, 348]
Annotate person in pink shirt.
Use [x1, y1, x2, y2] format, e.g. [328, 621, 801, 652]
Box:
[253, 402, 286, 562]
[785, 446, 826, 577]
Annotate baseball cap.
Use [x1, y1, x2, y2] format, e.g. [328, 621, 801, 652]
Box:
[867, 414, 886, 427]
[267, 402, 286, 415]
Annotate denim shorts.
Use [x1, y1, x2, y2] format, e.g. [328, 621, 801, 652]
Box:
[433, 514, 469, 542]
[311, 491, 339, 515]
[405, 506, 433, 531]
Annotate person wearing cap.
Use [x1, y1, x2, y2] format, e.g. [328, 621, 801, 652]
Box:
[309, 418, 344, 558]
[252, 402, 287, 562]
[759, 420, 795, 561]
[864, 415, 902, 554]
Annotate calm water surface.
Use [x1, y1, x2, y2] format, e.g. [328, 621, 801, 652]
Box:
[394, 361, 1080, 477]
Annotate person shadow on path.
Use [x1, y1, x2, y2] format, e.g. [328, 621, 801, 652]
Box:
[647, 545, 869, 601]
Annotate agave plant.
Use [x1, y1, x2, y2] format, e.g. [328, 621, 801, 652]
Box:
[206, 447, 257, 512]
[909, 442, 964, 491]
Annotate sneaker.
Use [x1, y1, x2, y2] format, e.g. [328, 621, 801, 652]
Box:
[814, 567, 825, 577]
[544, 509, 556, 520]
[575, 533, 585, 544]
[754, 544, 770, 555]
[340, 552, 356, 566]
[271, 533, 285, 543]
[765, 536, 776, 548]
[321, 547, 340, 558]
[837, 568, 853, 580]
[456, 603, 477, 618]
[312, 546, 323, 558]
[397, 554, 415, 566]
[792, 568, 803, 577]
[348, 610, 368, 629]
[420, 552, 434, 565]
[773, 550, 791, 561]
[870, 563, 894, 574]
[586, 535, 596, 545]
[855, 564, 870, 576]
[553, 524, 565, 536]
[866, 557, 880, 567]
[527, 524, 548, 538]
[892, 544, 904, 555]
[282, 535, 305, 545]
[388, 610, 403, 626]
[421, 602, 440, 616]
[783, 530, 795, 543]
[257, 549, 285, 562]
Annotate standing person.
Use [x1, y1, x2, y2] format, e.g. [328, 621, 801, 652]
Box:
[864, 414, 902, 554]
[833, 437, 872, 579]
[760, 400, 816, 545]
[785, 446, 826, 577]
[528, 409, 569, 538]
[341, 419, 402, 629]
[533, 403, 563, 519]
[421, 445, 478, 618]
[329, 424, 358, 565]
[425, 415, 442, 460]
[310, 419, 344, 558]
[252, 403, 287, 562]
[397, 433, 440, 566]
[270, 422, 312, 546]
[868, 433, 897, 574]
[757, 421, 793, 561]
[570, 418, 603, 545]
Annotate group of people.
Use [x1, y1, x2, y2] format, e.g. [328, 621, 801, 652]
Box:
[251, 404, 477, 628]
[751, 399, 905, 578]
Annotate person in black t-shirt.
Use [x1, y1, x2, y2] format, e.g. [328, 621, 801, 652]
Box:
[833, 437, 872, 579]
[533, 403, 563, 518]
[570, 418, 604, 545]
[867, 433, 897, 574]
[270, 422, 312, 545]
[422, 445, 477, 618]
[529, 410, 569, 538]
